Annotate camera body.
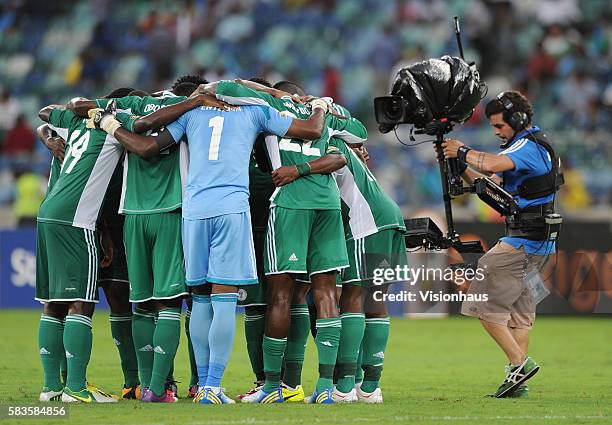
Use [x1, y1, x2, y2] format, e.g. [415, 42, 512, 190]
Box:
[374, 56, 487, 133]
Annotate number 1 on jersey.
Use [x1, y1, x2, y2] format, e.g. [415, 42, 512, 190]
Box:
[208, 116, 224, 160]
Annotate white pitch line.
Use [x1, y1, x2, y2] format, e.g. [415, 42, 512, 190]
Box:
[181, 415, 611, 425]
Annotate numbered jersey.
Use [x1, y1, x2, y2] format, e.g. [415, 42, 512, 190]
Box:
[166, 104, 293, 220]
[330, 138, 406, 240]
[215, 81, 367, 210]
[37, 109, 123, 230]
[97, 95, 188, 214]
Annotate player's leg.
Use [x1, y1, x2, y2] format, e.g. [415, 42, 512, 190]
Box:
[124, 215, 156, 392]
[36, 223, 66, 401]
[142, 212, 188, 403]
[184, 296, 199, 398]
[244, 207, 309, 403]
[306, 209, 349, 404]
[309, 272, 340, 403]
[38, 302, 68, 401]
[102, 281, 139, 398]
[197, 212, 258, 405]
[281, 281, 309, 401]
[182, 216, 214, 402]
[39, 224, 114, 403]
[334, 235, 368, 401]
[335, 283, 366, 401]
[357, 286, 389, 404]
[357, 229, 407, 403]
[237, 227, 268, 399]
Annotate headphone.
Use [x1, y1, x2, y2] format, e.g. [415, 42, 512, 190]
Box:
[497, 92, 528, 132]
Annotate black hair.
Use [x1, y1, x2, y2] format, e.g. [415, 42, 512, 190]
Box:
[172, 74, 208, 90]
[172, 82, 198, 97]
[485, 90, 533, 127]
[248, 77, 272, 88]
[273, 80, 305, 96]
[104, 87, 135, 99]
[128, 90, 150, 97]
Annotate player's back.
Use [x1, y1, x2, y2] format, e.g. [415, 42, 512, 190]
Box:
[166, 104, 291, 220]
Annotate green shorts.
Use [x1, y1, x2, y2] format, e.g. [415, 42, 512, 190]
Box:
[264, 207, 348, 277]
[342, 228, 408, 286]
[36, 222, 100, 303]
[99, 218, 128, 285]
[238, 229, 267, 307]
[124, 212, 188, 303]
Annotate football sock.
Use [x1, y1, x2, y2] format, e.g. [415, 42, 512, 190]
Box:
[132, 308, 156, 388]
[283, 304, 310, 388]
[185, 307, 199, 387]
[109, 312, 139, 388]
[262, 336, 287, 393]
[314, 318, 341, 392]
[63, 314, 93, 392]
[354, 341, 364, 384]
[38, 315, 65, 391]
[205, 293, 238, 390]
[190, 295, 213, 388]
[149, 308, 181, 397]
[244, 306, 266, 382]
[336, 312, 365, 393]
[361, 317, 390, 393]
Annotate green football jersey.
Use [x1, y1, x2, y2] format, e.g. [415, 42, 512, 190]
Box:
[37, 108, 124, 230]
[96, 94, 188, 215]
[215, 81, 367, 210]
[330, 137, 406, 240]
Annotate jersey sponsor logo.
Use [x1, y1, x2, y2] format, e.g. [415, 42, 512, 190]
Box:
[238, 288, 248, 302]
[378, 259, 390, 268]
[143, 103, 161, 113]
[289, 253, 298, 262]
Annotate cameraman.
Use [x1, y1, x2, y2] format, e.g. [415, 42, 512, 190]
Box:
[442, 91, 557, 398]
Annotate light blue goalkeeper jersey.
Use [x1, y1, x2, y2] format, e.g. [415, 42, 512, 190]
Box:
[166, 105, 292, 220]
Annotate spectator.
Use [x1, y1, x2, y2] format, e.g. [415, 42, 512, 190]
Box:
[0, 90, 21, 135]
[2, 115, 35, 157]
[13, 169, 44, 227]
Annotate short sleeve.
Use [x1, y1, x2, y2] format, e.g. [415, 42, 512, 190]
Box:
[252, 105, 292, 137]
[501, 139, 551, 174]
[216, 81, 285, 110]
[48, 108, 80, 129]
[166, 111, 190, 144]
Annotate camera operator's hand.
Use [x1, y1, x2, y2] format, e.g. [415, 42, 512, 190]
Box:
[442, 138, 465, 159]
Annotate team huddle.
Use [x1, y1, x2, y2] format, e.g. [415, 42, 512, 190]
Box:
[35, 75, 408, 405]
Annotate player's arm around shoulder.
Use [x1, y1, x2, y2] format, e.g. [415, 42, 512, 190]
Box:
[131, 94, 230, 133]
[89, 107, 175, 159]
[271, 146, 346, 187]
[284, 101, 329, 141]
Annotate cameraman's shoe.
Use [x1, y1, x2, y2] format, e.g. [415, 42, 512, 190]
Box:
[492, 357, 539, 398]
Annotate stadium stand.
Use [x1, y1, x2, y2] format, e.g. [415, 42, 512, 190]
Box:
[0, 0, 609, 227]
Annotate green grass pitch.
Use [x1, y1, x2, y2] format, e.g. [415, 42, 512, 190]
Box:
[0, 310, 610, 424]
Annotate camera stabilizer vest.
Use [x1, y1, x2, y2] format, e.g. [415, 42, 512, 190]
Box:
[504, 130, 564, 241]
